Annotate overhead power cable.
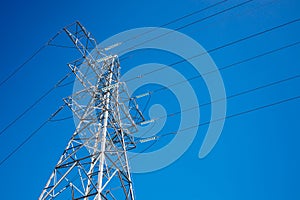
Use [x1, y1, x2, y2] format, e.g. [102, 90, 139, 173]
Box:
[138, 95, 300, 148]
[12, 39, 295, 136]
[118, 0, 255, 55]
[49, 0, 268, 52]
[119, 0, 229, 46]
[165, 95, 300, 136]
[48, 0, 228, 49]
[132, 93, 300, 157]
[0, 105, 66, 166]
[0, 72, 72, 137]
[67, 36, 300, 89]
[51, 73, 300, 128]
[2, 69, 298, 166]
[150, 41, 300, 95]
[0, 7, 299, 164]
[154, 74, 300, 122]
[124, 17, 300, 83]
[48, 41, 300, 124]
[0, 30, 63, 88]
[132, 74, 300, 131]
[49, 116, 73, 122]
[2, 73, 295, 165]
[0, 45, 46, 88]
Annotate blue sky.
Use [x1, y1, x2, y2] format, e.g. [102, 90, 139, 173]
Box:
[0, 0, 300, 199]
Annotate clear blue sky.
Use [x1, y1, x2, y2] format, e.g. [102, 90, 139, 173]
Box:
[0, 0, 300, 199]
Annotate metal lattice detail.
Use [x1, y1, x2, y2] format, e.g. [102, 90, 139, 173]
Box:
[39, 22, 142, 200]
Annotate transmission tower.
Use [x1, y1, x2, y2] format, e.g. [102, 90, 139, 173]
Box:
[39, 22, 144, 200]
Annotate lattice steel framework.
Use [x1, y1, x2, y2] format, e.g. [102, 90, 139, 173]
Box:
[39, 22, 143, 200]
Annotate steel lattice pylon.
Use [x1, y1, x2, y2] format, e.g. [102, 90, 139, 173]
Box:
[39, 22, 144, 200]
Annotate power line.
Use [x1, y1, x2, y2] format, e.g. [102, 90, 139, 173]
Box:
[118, 0, 255, 55]
[48, 1, 228, 50]
[124, 17, 300, 83]
[160, 0, 228, 27]
[0, 105, 65, 167]
[47, 0, 279, 56]
[152, 94, 300, 142]
[150, 41, 300, 95]
[118, 0, 229, 46]
[49, 41, 300, 123]
[0, 72, 72, 137]
[0, 31, 63, 88]
[118, 0, 279, 63]
[2, 36, 298, 169]
[45, 0, 288, 89]
[132, 74, 300, 130]
[131, 93, 300, 156]
[2, 75, 298, 166]
[48, 0, 265, 54]
[53, 73, 300, 134]
[49, 116, 73, 122]
[58, 40, 300, 94]
[2, 7, 297, 165]
[0, 45, 47, 87]
[155, 74, 300, 121]
[128, 140, 158, 160]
